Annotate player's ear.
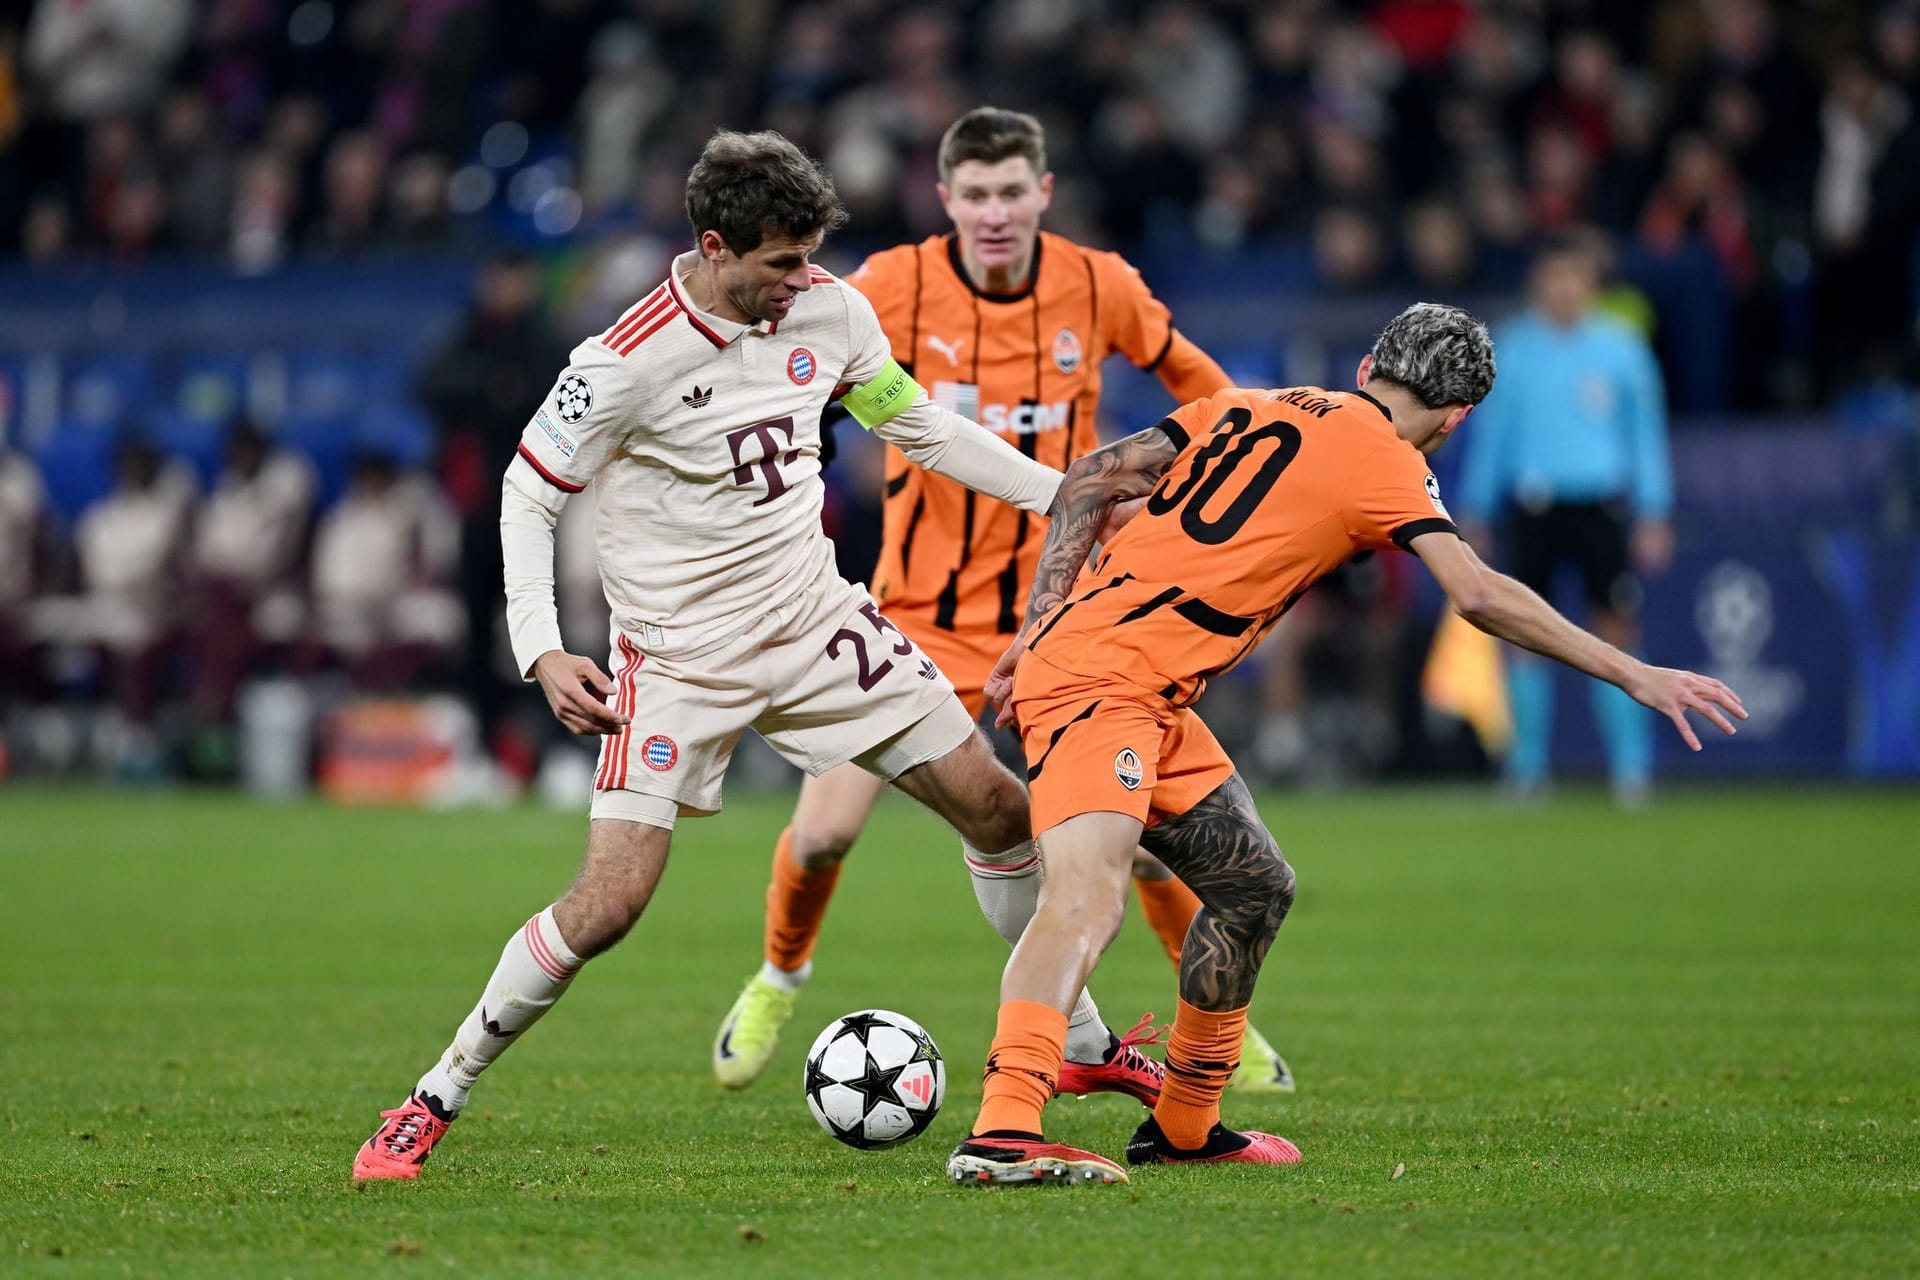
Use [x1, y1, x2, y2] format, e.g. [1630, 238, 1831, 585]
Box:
[698, 228, 731, 264]
[1440, 403, 1472, 435]
[1037, 170, 1054, 210]
[936, 183, 954, 218]
[1355, 353, 1374, 388]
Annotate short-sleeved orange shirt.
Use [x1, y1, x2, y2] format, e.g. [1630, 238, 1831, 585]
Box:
[849, 232, 1226, 644]
[1023, 386, 1458, 708]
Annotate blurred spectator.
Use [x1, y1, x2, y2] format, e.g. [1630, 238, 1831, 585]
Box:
[1455, 234, 1673, 807]
[1639, 131, 1754, 289]
[1312, 205, 1390, 291]
[575, 21, 671, 215]
[1401, 195, 1480, 291]
[51, 440, 195, 751]
[24, 0, 192, 123]
[228, 147, 299, 274]
[309, 128, 389, 253]
[1814, 54, 1914, 391]
[0, 449, 48, 709]
[187, 422, 315, 727]
[416, 253, 569, 748]
[307, 452, 460, 690]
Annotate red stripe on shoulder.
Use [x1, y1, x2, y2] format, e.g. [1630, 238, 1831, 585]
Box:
[602, 285, 670, 348]
[617, 308, 678, 356]
[516, 442, 585, 493]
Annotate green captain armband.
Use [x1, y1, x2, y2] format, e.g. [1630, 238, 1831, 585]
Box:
[840, 358, 921, 430]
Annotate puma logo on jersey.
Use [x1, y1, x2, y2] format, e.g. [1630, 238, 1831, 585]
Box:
[682, 385, 712, 408]
[927, 334, 966, 366]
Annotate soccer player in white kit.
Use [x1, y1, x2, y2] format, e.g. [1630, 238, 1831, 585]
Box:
[352, 131, 1145, 1179]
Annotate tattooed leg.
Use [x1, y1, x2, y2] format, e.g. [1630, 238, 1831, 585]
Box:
[1139, 774, 1295, 1012]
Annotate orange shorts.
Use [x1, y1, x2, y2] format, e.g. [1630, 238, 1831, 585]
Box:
[1010, 650, 1235, 836]
[888, 605, 1016, 722]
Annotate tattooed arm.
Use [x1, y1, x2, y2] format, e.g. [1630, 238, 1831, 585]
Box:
[985, 426, 1183, 723]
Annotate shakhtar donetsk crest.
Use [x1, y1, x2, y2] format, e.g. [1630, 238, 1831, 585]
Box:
[1052, 328, 1082, 374]
[1113, 748, 1143, 790]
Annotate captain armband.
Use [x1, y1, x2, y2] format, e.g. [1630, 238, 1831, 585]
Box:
[840, 358, 921, 430]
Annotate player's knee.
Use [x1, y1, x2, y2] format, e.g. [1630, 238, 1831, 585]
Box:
[939, 764, 1030, 853]
[1269, 852, 1297, 915]
[789, 819, 858, 870]
[554, 892, 643, 959]
[1220, 848, 1294, 940]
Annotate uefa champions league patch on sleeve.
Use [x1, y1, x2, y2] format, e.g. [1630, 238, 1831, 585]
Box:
[1425, 473, 1450, 518]
[1113, 748, 1143, 790]
[555, 372, 594, 424]
[533, 410, 577, 457]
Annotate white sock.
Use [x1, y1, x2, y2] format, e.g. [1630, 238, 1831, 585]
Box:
[759, 959, 811, 992]
[414, 906, 582, 1116]
[1064, 989, 1111, 1065]
[965, 840, 1109, 1065]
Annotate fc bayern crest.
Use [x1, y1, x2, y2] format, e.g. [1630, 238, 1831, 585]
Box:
[787, 347, 817, 385]
[640, 735, 678, 771]
[1113, 747, 1143, 790]
[555, 373, 594, 423]
[1052, 328, 1082, 373]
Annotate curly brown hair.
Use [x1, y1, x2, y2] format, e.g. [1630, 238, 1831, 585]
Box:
[684, 130, 847, 254]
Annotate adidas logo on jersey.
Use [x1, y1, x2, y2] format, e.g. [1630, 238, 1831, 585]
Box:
[682, 386, 712, 408]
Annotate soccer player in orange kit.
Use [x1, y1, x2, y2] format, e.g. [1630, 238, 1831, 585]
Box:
[946, 302, 1748, 1184]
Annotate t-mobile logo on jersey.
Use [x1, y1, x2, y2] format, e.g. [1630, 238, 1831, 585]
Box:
[726, 415, 800, 507]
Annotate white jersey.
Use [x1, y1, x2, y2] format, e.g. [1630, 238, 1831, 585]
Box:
[502, 250, 1062, 677]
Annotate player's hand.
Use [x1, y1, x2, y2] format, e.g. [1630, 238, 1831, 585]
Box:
[986, 638, 1026, 730]
[1623, 663, 1746, 751]
[1096, 497, 1148, 543]
[531, 650, 629, 736]
[1631, 518, 1675, 576]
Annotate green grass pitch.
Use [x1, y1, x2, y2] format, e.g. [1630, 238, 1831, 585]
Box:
[2, 784, 1916, 1277]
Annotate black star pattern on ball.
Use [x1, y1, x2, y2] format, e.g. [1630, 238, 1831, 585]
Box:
[832, 1012, 893, 1045]
[909, 1031, 941, 1065]
[842, 1045, 909, 1119]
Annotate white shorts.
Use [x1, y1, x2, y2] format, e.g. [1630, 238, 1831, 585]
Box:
[588, 569, 973, 829]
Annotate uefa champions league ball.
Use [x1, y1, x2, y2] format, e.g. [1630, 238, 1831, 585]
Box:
[802, 1009, 945, 1149]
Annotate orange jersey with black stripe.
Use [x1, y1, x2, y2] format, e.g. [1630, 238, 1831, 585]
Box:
[1025, 386, 1457, 706]
[851, 231, 1227, 635]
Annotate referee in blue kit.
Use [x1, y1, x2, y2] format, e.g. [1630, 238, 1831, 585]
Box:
[1456, 232, 1675, 806]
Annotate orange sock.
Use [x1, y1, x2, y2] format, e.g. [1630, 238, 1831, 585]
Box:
[973, 1000, 1068, 1137]
[763, 827, 841, 972]
[1134, 874, 1203, 967]
[1153, 997, 1248, 1150]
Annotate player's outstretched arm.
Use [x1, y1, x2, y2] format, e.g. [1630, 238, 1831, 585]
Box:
[1407, 529, 1747, 751]
[985, 427, 1182, 724]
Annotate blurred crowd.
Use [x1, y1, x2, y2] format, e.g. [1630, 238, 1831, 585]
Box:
[3, 0, 1919, 786]
[5, 1, 1919, 396]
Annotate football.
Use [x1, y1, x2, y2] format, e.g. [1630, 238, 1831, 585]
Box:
[802, 1009, 946, 1149]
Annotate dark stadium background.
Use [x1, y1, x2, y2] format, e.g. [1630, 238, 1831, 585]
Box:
[2, 0, 1917, 794]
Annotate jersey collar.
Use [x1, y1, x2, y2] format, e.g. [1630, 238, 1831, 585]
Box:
[944, 233, 1042, 303]
[668, 250, 778, 349]
[1352, 387, 1395, 421]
